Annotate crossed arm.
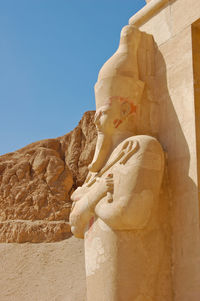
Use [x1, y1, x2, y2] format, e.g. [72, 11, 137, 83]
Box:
[70, 167, 160, 237]
[69, 175, 113, 238]
[69, 138, 164, 237]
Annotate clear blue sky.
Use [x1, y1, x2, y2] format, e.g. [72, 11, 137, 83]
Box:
[0, 0, 146, 155]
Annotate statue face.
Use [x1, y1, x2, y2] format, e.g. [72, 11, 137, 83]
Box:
[89, 99, 135, 172]
[88, 102, 120, 172]
[94, 104, 116, 134]
[94, 98, 131, 135]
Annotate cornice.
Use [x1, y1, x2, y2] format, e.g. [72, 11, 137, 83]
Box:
[129, 0, 170, 27]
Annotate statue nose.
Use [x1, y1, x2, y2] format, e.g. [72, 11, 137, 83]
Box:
[94, 111, 102, 126]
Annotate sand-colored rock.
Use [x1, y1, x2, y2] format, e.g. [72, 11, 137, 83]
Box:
[0, 111, 96, 243]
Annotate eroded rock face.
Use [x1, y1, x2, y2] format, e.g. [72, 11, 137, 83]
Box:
[0, 111, 96, 243]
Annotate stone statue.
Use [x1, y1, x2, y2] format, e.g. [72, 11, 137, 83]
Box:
[70, 25, 165, 301]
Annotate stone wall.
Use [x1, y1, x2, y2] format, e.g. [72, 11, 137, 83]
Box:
[129, 1, 200, 300]
[0, 237, 86, 301]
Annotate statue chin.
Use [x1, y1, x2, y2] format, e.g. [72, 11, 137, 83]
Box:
[88, 133, 112, 172]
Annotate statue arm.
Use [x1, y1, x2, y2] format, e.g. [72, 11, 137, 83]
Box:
[95, 139, 164, 230]
[69, 176, 113, 238]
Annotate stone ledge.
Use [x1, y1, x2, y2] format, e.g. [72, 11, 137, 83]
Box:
[129, 0, 170, 27]
[0, 220, 71, 243]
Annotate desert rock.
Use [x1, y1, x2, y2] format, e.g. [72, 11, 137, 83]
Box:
[0, 111, 96, 243]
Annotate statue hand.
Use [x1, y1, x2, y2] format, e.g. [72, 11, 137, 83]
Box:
[104, 173, 114, 193]
[71, 185, 89, 202]
[96, 173, 114, 196]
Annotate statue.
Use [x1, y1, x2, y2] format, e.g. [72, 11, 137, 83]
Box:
[69, 25, 166, 301]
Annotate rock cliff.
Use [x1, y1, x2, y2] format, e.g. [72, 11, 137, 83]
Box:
[0, 111, 96, 243]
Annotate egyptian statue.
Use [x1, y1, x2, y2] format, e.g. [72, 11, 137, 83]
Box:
[69, 25, 170, 301]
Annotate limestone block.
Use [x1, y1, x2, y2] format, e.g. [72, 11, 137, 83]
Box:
[171, 0, 200, 36]
[139, 4, 172, 46]
[173, 224, 200, 268]
[129, 0, 172, 46]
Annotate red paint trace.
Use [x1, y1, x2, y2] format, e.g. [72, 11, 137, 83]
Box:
[89, 216, 95, 229]
[113, 119, 123, 128]
[109, 96, 137, 115]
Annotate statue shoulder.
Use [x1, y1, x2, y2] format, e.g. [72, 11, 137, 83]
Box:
[133, 135, 164, 155]
[94, 135, 165, 230]
[85, 135, 164, 184]
[109, 135, 164, 171]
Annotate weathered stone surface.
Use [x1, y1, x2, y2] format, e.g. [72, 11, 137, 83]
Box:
[0, 111, 96, 243]
[0, 237, 86, 301]
[129, 1, 200, 300]
[70, 26, 172, 301]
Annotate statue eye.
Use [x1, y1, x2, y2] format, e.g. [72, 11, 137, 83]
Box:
[101, 109, 109, 115]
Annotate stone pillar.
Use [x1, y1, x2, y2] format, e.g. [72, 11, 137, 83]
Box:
[129, 1, 200, 300]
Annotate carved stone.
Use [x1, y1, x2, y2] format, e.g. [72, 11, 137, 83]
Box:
[69, 26, 170, 301]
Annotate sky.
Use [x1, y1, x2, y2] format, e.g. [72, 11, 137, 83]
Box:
[0, 0, 146, 155]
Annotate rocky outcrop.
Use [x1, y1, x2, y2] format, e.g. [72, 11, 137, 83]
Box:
[0, 111, 97, 243]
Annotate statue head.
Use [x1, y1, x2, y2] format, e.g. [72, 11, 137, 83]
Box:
[89, 25, 156, 172]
